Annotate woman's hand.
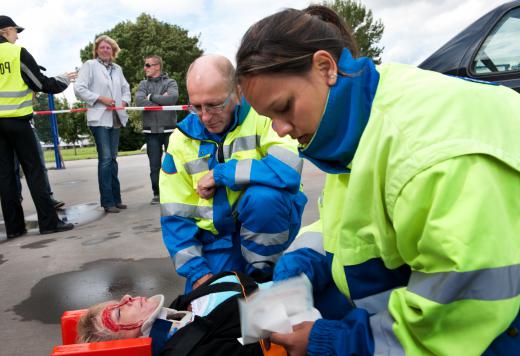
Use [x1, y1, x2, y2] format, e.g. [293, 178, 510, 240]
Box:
[97, 96, 115, 106]
[270, 321, 314, 356]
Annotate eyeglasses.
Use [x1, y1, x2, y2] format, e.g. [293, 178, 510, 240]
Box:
[189, 92, 234, 116]
[101, 296, 144, 332]
[144, 63, 159, 68]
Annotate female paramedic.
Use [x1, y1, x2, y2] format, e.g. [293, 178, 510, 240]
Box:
[235, 5, 520, 356]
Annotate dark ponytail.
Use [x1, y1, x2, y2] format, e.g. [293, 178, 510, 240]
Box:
[236, 5, 358, 78]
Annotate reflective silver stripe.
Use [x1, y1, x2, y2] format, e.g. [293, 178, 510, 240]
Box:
[0, 99, 33, 111]
[267, 146, 303, 173]
[241, 246, 282, 265]
[354, 289, 392, 315]
[184, 157, 210, 175]
[369, 310, 405, 356]
[235, 159, 252, 185]
[174, 245, 203, 269]
[223, 135, 260, 159]
[161, 202, 213, 219]
[285, 231, 325, 255]
[20, 63, 42, 90]
[0, 89, 32, 98]
[240, 226, 290, 246]
[408, 264, 520, 304]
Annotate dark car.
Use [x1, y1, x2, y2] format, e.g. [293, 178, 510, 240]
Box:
[419, 0, 520, 92]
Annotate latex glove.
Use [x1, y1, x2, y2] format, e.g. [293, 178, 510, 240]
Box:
[55, 71, 77, 85]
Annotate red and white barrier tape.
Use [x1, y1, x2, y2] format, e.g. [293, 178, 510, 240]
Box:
[34, 105, 191, 116]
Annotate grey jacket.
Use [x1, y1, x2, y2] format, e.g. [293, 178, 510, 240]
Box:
[135, 73, 178, 133]
[74, 59, 131, 127]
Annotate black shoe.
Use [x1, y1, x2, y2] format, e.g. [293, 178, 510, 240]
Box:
[7, 229, 27, 239]
[115, 203, 127, 209]
[104, 206, 120, 213]
[150, 195, 160, 205]
[40, 219, 74, 235]
[50, 197, 65, 209]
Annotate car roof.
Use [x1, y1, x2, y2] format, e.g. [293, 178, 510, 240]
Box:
[419, 0, 520, 74]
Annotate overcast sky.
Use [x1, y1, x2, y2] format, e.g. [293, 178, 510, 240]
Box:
[3, 0, 511, 103]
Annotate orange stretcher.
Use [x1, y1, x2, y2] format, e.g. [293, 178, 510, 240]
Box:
[51, 309, 286, 356]
[51, 309, 151, 356]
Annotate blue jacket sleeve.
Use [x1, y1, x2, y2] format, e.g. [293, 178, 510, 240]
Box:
[308, 308, 374, 356]
[213, 119, 303, 193]
[273, 220, 331, 292]
[160, 215, 212, 284]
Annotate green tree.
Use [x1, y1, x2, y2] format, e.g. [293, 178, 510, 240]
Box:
[78, 14, 204, 150]
[324, 0, 384, 63]
[33, 93, 70, 143]
[57, 100, 90, 155]
[33, 93, 53, 143]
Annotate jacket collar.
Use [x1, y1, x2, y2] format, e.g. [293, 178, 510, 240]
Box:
[177, 96, 251, 142]
[147, 73, 169, 82]
[299, 48, 380, 173]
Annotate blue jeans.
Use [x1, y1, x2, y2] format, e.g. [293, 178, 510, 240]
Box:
[89, 126, 121, 208]
[146, 133, 170, 196]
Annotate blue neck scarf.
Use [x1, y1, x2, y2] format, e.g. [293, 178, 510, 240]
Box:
[299, 48, 379, 173]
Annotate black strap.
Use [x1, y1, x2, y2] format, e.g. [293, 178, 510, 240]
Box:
[159, 316, 211, 356]
[169, 271, 257, 310]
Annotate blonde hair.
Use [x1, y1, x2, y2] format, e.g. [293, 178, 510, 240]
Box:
[92, 35, 121, 60]
[76, 302, 122, 343]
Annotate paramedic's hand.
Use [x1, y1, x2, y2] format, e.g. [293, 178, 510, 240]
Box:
[197, 171, 216, 199]
[270, 321, 314, 356]
[193, 273, 213, 289]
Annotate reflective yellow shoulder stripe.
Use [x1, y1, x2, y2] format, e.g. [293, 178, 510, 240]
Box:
[0, 42, 33, 118]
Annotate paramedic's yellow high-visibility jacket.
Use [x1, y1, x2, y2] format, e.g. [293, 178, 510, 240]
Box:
[298, 50, 520, 355]
[160, 98, 305, 289]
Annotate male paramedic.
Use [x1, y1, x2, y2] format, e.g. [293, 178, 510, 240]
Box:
[160, 54, 307, 291]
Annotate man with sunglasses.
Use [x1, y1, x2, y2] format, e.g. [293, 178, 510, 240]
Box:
[135, 55, 178, 205]
[159, 54, 307, 292]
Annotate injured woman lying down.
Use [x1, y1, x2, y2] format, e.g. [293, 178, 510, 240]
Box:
[75, 272, 319, 356]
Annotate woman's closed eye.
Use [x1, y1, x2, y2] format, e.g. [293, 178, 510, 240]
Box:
[275, 99, 292, 114]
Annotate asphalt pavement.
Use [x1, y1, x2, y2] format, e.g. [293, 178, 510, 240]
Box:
[0, 154, 324, 355]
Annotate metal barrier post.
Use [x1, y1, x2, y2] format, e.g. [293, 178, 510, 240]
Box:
[47, 94, 63, 169]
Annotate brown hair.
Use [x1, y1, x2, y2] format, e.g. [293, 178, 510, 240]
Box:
[146, 55, 164, 71]
[76, 302, 122, 343]
[236, 5, 358, 78]
[92, 35, 121, 60]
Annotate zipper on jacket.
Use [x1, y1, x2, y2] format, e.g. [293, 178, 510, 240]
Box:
[176, 126, 225, 164]
[217, 142, 225, 163]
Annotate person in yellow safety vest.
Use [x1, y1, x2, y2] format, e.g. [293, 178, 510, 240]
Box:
[159, 54, 307, 293]
[236, 5, 520, 356]
[0, 15, 76, 238]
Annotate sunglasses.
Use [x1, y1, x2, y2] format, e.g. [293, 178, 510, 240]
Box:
[144, 63, 159, 68]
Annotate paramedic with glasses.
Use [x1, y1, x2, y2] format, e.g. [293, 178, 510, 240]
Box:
[159, 54, 307, 292]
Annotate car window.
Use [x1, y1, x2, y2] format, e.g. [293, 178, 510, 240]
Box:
[472, 7, 520, 75]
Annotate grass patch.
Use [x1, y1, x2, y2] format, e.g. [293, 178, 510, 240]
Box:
[44, 146, 143, 162]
